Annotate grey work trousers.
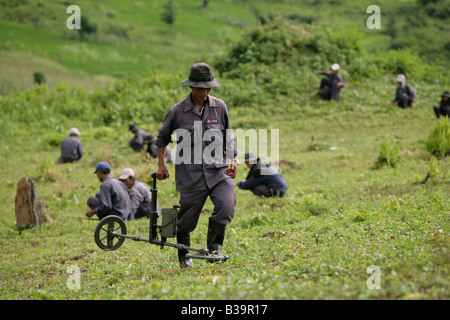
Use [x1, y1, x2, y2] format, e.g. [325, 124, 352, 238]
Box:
[250, 184, 284, 198]
[318, 78, 340, 101]
[177, 177, 236, 234]
[87, 195, 122, 219]
[397, 93, 413, 109]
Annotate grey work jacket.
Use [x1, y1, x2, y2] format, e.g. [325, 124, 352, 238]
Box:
[129, 129, 148, 152]
[96, 176, 131, 220]
[155, 94, 236, 193]
[129, 180, 160, 219]
[61, 135, 83, 162]
[318, 71, 345, 100]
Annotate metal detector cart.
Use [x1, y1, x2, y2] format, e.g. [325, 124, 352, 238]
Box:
[93, 172, 229, 263]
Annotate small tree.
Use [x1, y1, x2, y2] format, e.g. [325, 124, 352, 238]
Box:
[33, 72, 46, 85]
[78, 16, 97, 41]
[161, 0, 176, 25]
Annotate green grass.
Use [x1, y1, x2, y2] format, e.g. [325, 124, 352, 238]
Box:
[1, 0, 449, 94]
[0, 0, 257, 93]
[0, 73, 448, 300]
[0, 0, 449, 301]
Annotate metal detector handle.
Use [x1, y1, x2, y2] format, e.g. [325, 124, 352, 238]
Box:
[150, 172, 159, 241]
[149, 171, 166, 213]
[151, 172, 166, 188]
[149, 172, 167, 242]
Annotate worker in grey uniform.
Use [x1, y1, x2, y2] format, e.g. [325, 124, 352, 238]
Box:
[154, 62, 238, 268]
[316, 63, 345, 101]
[86, 162, 131, 221]
[57, 128, 83, 163]
[391, 74, 416, 109]
[128, 122, 149, 152]
[432, 90, 449, 118]
[119, 167, 161, 220]
[128, 122, 174, 163]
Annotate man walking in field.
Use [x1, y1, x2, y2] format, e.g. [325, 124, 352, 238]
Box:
[155, 62, 238, 268]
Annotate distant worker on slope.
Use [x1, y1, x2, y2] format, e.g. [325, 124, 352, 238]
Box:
[57, 128, 83, 163]
[237, 152, 287, 198]
[316, 63, 345, 101]
[128, 122, 174, 163]
[433, 90, 450, 119]
[391, 74, 416, 109]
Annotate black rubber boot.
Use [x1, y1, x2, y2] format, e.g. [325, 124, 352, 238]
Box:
[177, 232, 193, 268]
[207, 218, 227, 262]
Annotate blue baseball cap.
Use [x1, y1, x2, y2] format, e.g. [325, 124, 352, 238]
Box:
[94, 162, 111, 174]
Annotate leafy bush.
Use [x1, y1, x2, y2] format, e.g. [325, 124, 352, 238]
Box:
[372, 49, 427, 80]
[214, 21, 368, 79]
[33, 72, 46, 85]
[375, 136, 402, 168]
[426, 116, 450, 158]
[300, 193, 330, 216]
[419, 0, 450, 19]
[0, 72, 184, 128]
[78, 16, 97, 41]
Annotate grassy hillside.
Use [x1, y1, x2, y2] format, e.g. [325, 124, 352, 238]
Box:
[1, 0, 449, 94]
[235, 0, 450, 64]
[0, 0, 449, 301]
[0, 0, 257, 93]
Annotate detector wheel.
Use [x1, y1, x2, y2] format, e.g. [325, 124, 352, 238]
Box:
[94, 215, 127, 251]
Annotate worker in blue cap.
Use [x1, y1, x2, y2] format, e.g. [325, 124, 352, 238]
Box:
[86, 162, 131, 220]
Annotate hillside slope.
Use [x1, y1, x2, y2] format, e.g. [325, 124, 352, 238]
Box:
[1, 0, 449, 94]
[0, 0, 257, 93]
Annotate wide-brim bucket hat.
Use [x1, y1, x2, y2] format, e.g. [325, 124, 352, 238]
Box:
[181, 62, 220, 88]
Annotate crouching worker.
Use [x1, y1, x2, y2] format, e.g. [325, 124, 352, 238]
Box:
[57, 128, 83, 163]
[237, 152, 287, 198]
[119, 168, 161, 220]
[128, 122, 175, 163]
[316, 63, 345, 101]
[391, 74, 416, 109]
[433, 91, 450, 119]
[86, 162, 131, 220]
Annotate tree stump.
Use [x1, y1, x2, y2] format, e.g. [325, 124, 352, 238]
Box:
[15, 177, 52, 228]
